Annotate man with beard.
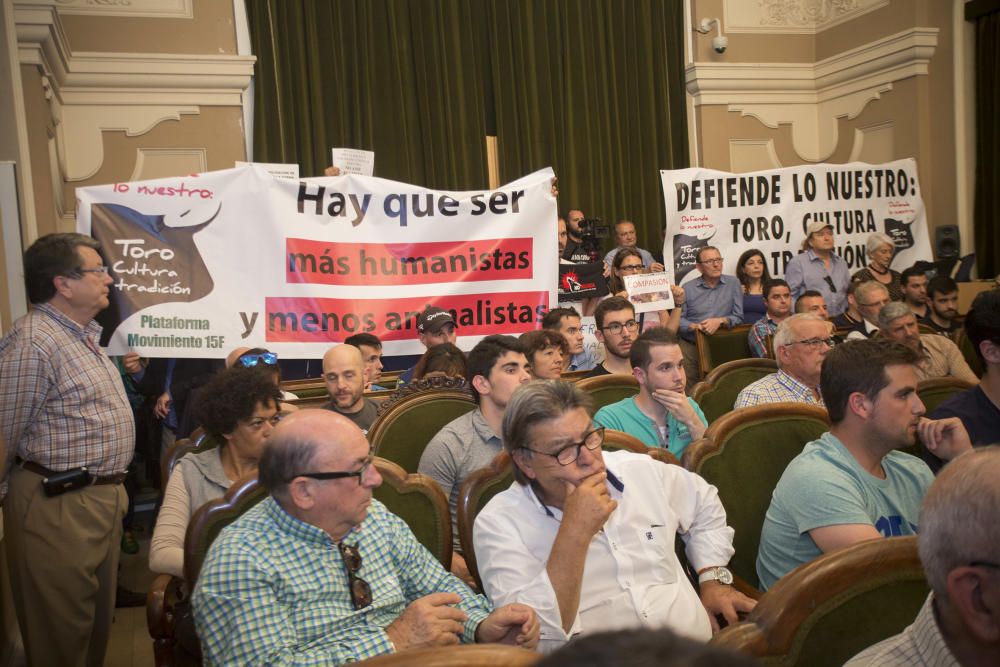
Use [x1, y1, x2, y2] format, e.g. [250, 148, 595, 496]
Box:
[899, 266, 929, 320]
[595, 329, 707, 459]
[756, 339, 972, 591]
[321, 344, 378, 435]
[877, 302, 978, 384]
[586, 297, 639, 377]
[747, 279, 792, 358]
[921, 275, 962, 336]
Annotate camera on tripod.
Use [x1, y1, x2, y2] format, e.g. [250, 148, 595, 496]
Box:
[578, 218, 611, 262]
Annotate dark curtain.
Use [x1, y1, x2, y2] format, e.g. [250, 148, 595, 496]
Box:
[246, 0, 489, 189]
[246, 0, 689, 248]
[972, 8, 1000, 277]
[487, 0, 688, 251]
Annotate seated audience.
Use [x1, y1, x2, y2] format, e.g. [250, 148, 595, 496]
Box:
[150, 367, 281, 577]
[851, 232, 903, 302]
[747, 278, 792, 357]
[587, 297, 639, 377]
[474, 381, 755, 653]
[542, 307, 597, 372]
[608, 249, 682, 333]
[735, 314, 831, 409]
[785, 220, 851, 316]
[602, 219, 664, 272]
[418, 335, 531, 584]
[594, 329, 707, 458]
[192, 410, 539, 663]
[928, 290, 1000, 470]
[756, 339, 972, 590]
[520, 329, 569, 380]
[845, 281, 890, 340]
[736, 248, 770, 325]
[399, 306, 459, 385]
[846, 446, 1000, 666]
[877, 302, 978, 385]
[345, 332, 387, 391]
[830, 280, 864, 329]
[922, 275, 961, 336]
[411, 342, 467, 381]
[794, 289, 829, 319]
[899, 265, 929, 319]
[535, 627, 758, 667]
[322, 344, 379, 435]
[679, 246, 743, 385]
[226, 346, 299, 410]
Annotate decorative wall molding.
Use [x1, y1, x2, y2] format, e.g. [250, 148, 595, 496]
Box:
[724, 0, 889, 35]
[130, 147, 207, 182]
[729, 139, 782, 173]
[686, 27, 937, 162]
[43, 0, 193, 20]
[14, 2, 254, 180]
[848, 121, 894, 163]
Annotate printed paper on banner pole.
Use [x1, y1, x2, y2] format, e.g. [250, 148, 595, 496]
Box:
[330, 148, 375, 176]
[659, 159, 932, 287]
[623, 272, 674, 313]
[76, 166, 558, 358]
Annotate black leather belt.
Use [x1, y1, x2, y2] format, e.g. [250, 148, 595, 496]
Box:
[15, 457, 127, 485]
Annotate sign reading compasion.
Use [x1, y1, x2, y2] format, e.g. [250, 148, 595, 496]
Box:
[660, 159, 932, 287]
[77, 166, 558, 357]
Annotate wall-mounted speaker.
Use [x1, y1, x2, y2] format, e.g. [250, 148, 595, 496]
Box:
[934, 225, 960, 260]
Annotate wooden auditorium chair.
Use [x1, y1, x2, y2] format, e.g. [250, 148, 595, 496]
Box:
[682, 403, 831, 590]
[695, 324, 754, 376]
[710, 536, 928, 667]
[355, 644, 540, 666]
[574, 374, 639, 411]
[691, 357, 779, 424]
[371, 458, 453, 568]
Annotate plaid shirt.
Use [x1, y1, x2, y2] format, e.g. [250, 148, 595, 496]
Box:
[193, 497, 492, 665]
[734, 369, 824, 409]
[845, 594, 959, 666]
[0, 303, 134, 492]
[747, 316, 778, 358]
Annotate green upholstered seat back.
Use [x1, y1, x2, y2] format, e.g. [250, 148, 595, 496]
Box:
[372, 467, 451, 568]
[369, 392, 476, 473]
[695, 366, 776, 424]
[697, 325, 753, 374]
[695, 413, 828, 588]
[574, 375, 640, 412]
[917, 379, 974, 414]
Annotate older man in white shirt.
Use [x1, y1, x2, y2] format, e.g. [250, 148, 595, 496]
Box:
[473, 381, 754, 653]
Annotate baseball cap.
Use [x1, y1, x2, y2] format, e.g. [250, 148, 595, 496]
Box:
[805, 220, 834, 236]
[417, 306, 457, 334]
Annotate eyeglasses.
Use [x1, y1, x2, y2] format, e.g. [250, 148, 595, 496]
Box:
[786, 337, 836, 349]
[239, 352, 278, 368]
[70, 266, 110, 277]
[823, 276, 838, 293]
[601, 320, 639, 335]
[618, 264, 644, 273]
[338, 542, 372, 610]
[697, 258, 723, 266]
[522, 427, 605, 466]
[857, 300, 888, 308]
[970, 561, 1000, 569]
[288, 454, 374, 485]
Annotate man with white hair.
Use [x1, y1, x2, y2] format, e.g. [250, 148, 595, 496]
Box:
[845, 281, 890, 340]
[877, 302, 978, 385]
[846, 446, 1000, 666]
[735, 314, 832, 409]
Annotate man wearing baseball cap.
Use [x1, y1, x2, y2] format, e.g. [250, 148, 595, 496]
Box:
[399, 306, 459, 385]
[785, 220, 851, 317]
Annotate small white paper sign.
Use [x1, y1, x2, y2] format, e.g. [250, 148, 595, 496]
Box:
[235, 161, 299, 180]
[623, 272, 675, 313]
[330, 148, 375, 176]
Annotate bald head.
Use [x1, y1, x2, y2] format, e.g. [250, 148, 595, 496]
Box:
[322, 344, 366, 413]
[226, 346, 251, 368]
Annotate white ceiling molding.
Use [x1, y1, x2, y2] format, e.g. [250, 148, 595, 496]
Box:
[724, 0, 889, 35]
[29, 0, 193, 19]
[14, 2, 254, 181]
[686, 27, 937, 162]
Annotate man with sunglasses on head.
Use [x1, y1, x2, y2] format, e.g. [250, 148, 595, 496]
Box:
[0, 233, 135, 666]
[679, 246, 744, 387]
[474, 381, 754, 653]
[735, 314, 833, 409]
[193, 410, 539, 664]
[785, 220, 851, 317]
[586, 296, 640, 377]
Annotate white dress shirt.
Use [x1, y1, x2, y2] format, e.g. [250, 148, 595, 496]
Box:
[473, 450, 735, 652]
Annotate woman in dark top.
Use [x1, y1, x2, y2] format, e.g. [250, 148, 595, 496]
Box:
[851, 232, 904, 301]
[736, 248, 770, 324]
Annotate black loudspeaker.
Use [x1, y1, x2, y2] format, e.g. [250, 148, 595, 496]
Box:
[934, 225, 960, 260]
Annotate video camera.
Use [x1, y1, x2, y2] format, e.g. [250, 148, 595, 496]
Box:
[578, 217, 611, 261]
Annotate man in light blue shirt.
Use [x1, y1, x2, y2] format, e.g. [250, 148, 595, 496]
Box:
[756, 339, 973, 591]
[678, 246, 743, 387]
[595, 328, 707, 459]
[784, 220, 851, 317]
[603, 220, 664, 272]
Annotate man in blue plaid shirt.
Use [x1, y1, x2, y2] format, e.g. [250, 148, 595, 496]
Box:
[192, 410, 539, 664]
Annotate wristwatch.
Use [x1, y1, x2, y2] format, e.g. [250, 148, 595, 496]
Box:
[697, 566, 734, 585]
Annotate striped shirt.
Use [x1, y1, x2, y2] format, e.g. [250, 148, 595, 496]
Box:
[734, 369, 824, 409]
[193, 497, 492, 665]
[845, 593, 959, 666]
[0, 303, 134, 490]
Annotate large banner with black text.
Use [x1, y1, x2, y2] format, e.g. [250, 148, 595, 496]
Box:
[77, 166, 558, 357]
[660, 159, 932, 287]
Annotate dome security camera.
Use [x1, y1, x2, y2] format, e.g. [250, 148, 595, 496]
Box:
[712, 35, 728, 54]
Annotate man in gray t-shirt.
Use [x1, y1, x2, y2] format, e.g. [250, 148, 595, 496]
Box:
[418, 335, 531, 585]
[321, 344, 379, 435]
[756, 339, 972, 591]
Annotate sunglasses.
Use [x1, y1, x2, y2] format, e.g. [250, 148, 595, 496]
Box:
[823, 276, 838, 293]
[239, 352, 278, 368]
[338, 542, 372, 610]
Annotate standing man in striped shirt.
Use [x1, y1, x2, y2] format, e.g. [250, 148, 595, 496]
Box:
[0, 233, 135, 667]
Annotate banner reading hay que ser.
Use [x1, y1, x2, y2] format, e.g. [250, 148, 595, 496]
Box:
[76, 166, 557, 358]
[660, 159, 932, 287]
